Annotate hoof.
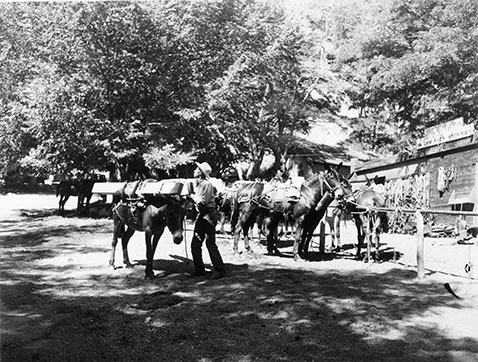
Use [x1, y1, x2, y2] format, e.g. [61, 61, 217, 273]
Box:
[293, 254, 304, 262]
[125, 263, 134, 268]
[144, 273, 155, 281]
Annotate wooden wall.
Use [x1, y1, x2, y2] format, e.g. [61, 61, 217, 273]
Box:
[354, 143, 478, 226]
[427, 148, 477, 225]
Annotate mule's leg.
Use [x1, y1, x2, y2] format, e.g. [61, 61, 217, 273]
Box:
[255, 213, 265, 240]
[278, 219, 284, 236]
[144, 231, 155, 280]
[233, 208, 254, 254]
[301, 213, 322, 259]
[300, 226, 316, 260]
[242, 215, 258, 253]
[59, 194, 69, 215]
[151, 230, 164, 256]
[109, 218, 122, 268]
[77, 195, 83, 216]
[85, 194, 93, 217]
[144, 230, 164, 280]
[371, 214, 381, 261]
[58, 197, 64, 214]
[327, 216, 336, 249]
[121, 227, 135, 268]
[333, 213, 341, 250]
[293, 218, 306, 261]
[363, 214, 372, 263]
[354, 215, 364, 259]
[232, 218, 244, 254]
[266, 214, 282, 255]
[219, 212, 226, 234]
[292, 225, 303, 260]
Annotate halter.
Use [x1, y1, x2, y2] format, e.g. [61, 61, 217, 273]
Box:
[320, 172, 343, 197]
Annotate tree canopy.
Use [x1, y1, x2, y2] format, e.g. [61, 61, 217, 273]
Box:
[1, 0, 476, 183]
[330, 0, 478, 153]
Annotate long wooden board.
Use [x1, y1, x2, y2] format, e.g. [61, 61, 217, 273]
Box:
[91, 179, 197, 196]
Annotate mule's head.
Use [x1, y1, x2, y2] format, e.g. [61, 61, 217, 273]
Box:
[164, 196, 186, 245]
[322, 169, 355, 206]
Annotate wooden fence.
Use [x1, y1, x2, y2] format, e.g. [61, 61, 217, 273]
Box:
[317, 206, 478, 279]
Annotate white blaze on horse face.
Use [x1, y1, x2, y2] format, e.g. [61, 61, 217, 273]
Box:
[334, 186, 345, 200]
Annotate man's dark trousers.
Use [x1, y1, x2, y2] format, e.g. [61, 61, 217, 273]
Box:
[191, 216, 225, 275]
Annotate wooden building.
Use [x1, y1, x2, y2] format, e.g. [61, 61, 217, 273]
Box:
[351, 118, 478, 226]
[285, 137, 374, 180]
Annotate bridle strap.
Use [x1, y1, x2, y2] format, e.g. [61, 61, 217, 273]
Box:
[321, 174, 341, 196]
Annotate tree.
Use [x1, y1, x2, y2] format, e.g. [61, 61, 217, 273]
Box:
[0, 2, 83, 178]
[207, 1, 341, 178]
[331, 0, 478, 152]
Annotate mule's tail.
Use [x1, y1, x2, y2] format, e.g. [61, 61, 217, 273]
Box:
[56, 183, 60, 197]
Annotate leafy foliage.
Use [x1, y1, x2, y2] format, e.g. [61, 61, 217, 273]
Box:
[1, 0, 476, 183]
[143, 144, 195, 175]
[331, 0, 478, 153]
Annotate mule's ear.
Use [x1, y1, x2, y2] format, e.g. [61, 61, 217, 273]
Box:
[323, 162, 331, 171]
[335, 162, 343, 171]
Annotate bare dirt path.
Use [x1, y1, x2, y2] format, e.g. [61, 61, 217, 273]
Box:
[1, 193, 477, 362]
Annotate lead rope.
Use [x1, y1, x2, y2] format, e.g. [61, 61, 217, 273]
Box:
[183, 218, 189, 261]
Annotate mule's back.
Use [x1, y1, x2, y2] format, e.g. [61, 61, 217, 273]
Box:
[355, 188, 386, 208]
[354, 188, 389, 232]
[235, 181, 265, 204]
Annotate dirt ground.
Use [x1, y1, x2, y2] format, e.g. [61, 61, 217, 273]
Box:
[1, 193, 478, 362]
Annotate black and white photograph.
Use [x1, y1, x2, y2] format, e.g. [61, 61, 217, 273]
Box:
[1, 0, 477, 361]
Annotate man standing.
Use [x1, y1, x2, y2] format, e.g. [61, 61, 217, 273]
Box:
[190, 162, 226, 279]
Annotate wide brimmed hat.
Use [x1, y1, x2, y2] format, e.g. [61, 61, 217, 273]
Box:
[195, 162, 212, 177]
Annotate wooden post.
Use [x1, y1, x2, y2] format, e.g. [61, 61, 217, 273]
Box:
[319, 216, 326, 253]
[415, 210, 425, 279]
[366, 212, 371, 263]
[315, 192, 333, 254]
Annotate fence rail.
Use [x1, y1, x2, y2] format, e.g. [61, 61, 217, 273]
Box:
[350, 205, 478, 217]
[321, 205, 477, 279]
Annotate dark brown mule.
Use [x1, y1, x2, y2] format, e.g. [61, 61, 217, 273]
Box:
[326, 173, 389, 261]
[75, 178, 98, 216]
[215, 186, 236, 234]
[350, 187, 389, 262]
[109, 193, 186, 280]
[321, 171, 358, 251]
[230, 181, 269, 254]
[55, 176, 102, 216]
[231, 170, 354, 258]
[291, 170, 355, 260]
[56, 180, 75, 215]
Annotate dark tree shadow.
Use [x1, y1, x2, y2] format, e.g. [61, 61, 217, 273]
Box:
[1, 211, 477, 362]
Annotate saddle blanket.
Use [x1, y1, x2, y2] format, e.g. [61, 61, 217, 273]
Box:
[239, 184, 300, 208]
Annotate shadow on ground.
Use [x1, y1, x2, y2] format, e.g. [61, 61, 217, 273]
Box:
[1, 209, 477, 362]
